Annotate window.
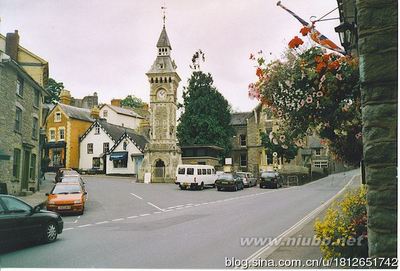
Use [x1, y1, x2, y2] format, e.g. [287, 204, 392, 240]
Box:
[13, 149, 21, 179]
[2, 197, 31, 213]
[314, 161, 328, 168]
[15, 107, 22, 132]
[59, 127, 65, 141]
[178, 168, 185, 174]
[240, 134, 247, 147]
[87, 143, 93, 154]
[212, 169, 215, 174]
[54, 112, 61, 122]
[34, 89, 40, 107]
[123, 141, 128, 150]
[30, 154, 36, 180]
[240, 153, 247, 167]
[103, 110, 108, 118]
[16, 77, 23, 96]
[207, 169, 211, 175]
[113, 159, 127, 168]
[187, 168, 194, 175]
[92, 157, 101, 169]
[202, 169, 207, 175]
[32, 117, 38, 139]
[95, 125, 100, 135]
[103, 142, 109, 153]
[197, 169, 202, 175]
[49, 129, 56, 141]
[315, 149, 321, 156]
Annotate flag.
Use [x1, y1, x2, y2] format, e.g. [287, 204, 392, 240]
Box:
[276, 1, 346, 55]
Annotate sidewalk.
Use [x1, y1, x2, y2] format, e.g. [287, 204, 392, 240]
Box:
[16, 173, 55, 207]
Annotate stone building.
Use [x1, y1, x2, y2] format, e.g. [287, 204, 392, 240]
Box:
[138, 24, 182, 183]
[70, 92, 99, 109]
[0, 31, 50, 195]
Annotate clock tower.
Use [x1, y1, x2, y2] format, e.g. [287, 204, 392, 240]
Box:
[138, 23, 182, 183]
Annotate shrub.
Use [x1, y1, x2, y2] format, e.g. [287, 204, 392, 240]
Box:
[314, 186, 368, 259]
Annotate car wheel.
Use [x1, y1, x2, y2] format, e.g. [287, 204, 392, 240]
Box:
[199, 182, 204, 191]
[43, 221, 58, 243]
[179, 185, 185, 190]
[259, 184, 263, 189]
[217, 186, 221, 191]
[234, 185, 238, 191]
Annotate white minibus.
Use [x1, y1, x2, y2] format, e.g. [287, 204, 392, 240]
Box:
[175, 164, 217, 190]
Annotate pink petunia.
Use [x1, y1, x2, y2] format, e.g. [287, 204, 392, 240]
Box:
[306, 96, 313, 104]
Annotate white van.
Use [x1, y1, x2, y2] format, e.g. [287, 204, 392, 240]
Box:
[175, 164, 217, 190]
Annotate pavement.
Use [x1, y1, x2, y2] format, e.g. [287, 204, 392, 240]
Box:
[1, 170, 361, 268]
[16, 173, 56, 207]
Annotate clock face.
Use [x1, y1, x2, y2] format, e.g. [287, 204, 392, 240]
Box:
[157, 89, 166, 100]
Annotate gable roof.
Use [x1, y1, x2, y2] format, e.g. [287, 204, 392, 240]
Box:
[80, 119, 135, 143]
[109, 128, 149, 153]
[101, 104, 144, 119]
[230, 112, 251, 126]
[58, 103, 94, 122]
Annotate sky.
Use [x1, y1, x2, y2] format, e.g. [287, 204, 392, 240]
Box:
[0, 0, 341, 112]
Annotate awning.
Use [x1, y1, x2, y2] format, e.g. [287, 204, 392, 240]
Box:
[109, 151, 128, 161]
[0, 149, 10, 161]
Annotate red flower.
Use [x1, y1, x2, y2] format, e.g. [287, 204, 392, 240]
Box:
[316, 62, 327, 73]
[315, 55, 323, 63]
[256, 67, 263, 78]
[288, 36, 304, 49]
[328, 60, 340, 70]
[300, 26, 310, 36]
[323, 54, 331, 62]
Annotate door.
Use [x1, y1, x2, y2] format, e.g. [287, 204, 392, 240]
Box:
[21, 150, 30, 190]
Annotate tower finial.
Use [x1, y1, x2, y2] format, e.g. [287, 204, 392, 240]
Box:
[161, 1, 167, 26]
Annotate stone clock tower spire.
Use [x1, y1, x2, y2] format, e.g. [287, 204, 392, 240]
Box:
[138, 20, 182, 183]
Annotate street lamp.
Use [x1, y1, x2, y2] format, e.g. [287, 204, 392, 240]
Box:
[334, 21, 355, 54]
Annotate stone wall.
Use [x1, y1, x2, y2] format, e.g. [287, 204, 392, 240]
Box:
[357, 0, 397, 257]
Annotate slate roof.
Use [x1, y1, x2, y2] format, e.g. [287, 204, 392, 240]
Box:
[230, 112, 252, 126]
[104, 104, 144, 119]
[307, 136, 323, 149]
[58, 103, 94, 122]
[156, 26, 172, 49]
[125, 130, 149, 151]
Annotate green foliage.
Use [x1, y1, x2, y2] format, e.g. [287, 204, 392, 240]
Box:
[260, 130, 298, 162]
[249, 46, 362, 165]
[121, 95, 145, 109]
[45, 78, 64, 104]
[177, 71, 234, 158]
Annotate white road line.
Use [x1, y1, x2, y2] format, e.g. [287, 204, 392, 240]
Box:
[78, 224, 92, 228]
[167, 205, 184, 209]
[127, 215, 138, 219]
[95, 221, 109, 225]
[112, 218, 124, 222]
[153, 211, 162, 214]
[64, 228, 74, 231]
[164, 209, 173, 212]
[139, 213, 150, 217]
[147, 202, 165, 212]
[130, 193, 143, 200]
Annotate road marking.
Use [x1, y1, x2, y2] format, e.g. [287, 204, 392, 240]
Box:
[95, 221, 109, 225]
[166, 205, 184, 209]
[153, 211, 162, 214]
[64, 227, 74, 231]
[147, 202, 165, 212]
[78, 224, 92, 228]
[127, 215, 138, 219]
[164, 209, 173, 212]
[139, 213, 150, 217]
[130, 193, 143, 200]
[112, 218, 124, 222]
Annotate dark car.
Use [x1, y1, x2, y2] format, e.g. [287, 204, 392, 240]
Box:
[0, 195, 63, 247]
[55, 168, 79, 183]
[259, 171, 283, 189]
[215, 173, 244, 191]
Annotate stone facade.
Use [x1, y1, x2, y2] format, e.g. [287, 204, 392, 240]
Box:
[356, 0, 397, 258]
[0, 54, 49, 195]
[138, 25, 182, 183]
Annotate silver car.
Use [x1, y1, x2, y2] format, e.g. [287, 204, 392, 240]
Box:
[236, 172, 257, 187]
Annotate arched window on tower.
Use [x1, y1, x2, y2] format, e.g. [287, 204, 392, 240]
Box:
[169, 77, 172, 83]
[151, 78, 154, 83]
[155, 78, 158, 83]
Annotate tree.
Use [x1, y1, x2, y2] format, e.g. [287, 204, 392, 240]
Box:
[121, 95, 145, 109]
[45, 78, 64, 104]
[177, 70, 234, 158]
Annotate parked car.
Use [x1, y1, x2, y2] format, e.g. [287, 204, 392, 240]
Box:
[259, 171, 283, 189]
[0, 194, 63, 247]
[60, 175, 86, 189]
[175, 164, 217, 190]
[46, 183, 87, 215]
[215, 173, 244, 191]
[236, 172, 257, 187]
[55, 168, 79, 183]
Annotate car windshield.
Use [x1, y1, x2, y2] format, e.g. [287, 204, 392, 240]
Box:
[52, 184, 82, 194]
[236, 173, 246, 177]
[261, 172, 277, 178]
[217, 174, 234, 180]
[61, 176, 80, 183]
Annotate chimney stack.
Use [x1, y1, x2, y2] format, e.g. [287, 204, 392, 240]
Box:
[90, 106, 100, 119]
[5, 30, 20, 61]
[111, 98, 122, 107]
[59, 89, 72, 105]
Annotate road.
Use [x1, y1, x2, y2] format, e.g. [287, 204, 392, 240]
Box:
[0, 169, 359, 268]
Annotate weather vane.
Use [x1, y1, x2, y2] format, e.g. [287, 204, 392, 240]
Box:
[161, 1, 167, 26]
